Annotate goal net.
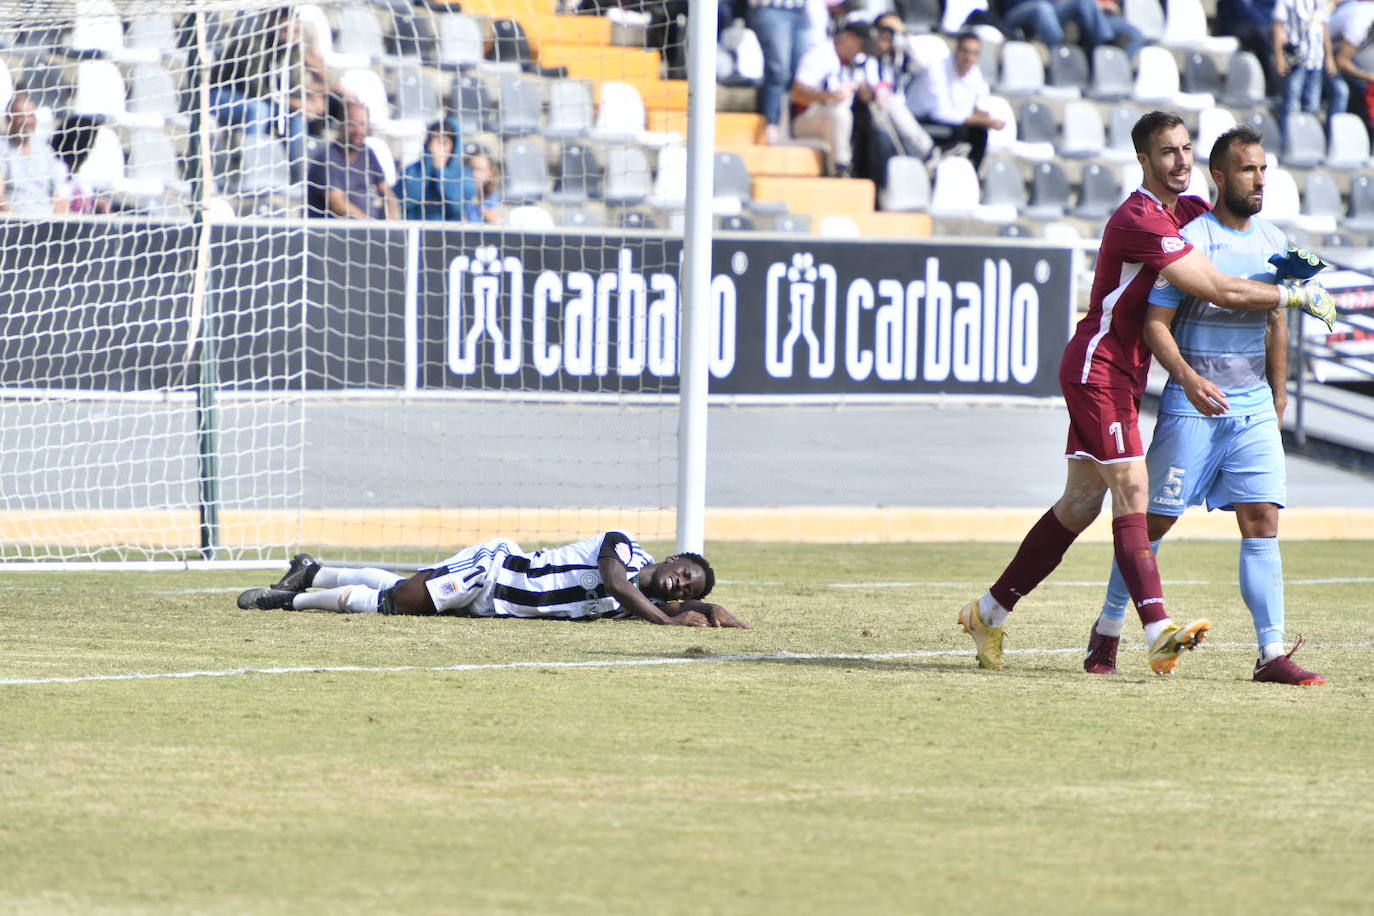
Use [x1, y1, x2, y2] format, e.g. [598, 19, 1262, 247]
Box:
[0, 0, 690, 567]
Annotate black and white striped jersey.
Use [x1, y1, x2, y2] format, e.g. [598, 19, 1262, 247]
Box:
[482, 531, 654, 619]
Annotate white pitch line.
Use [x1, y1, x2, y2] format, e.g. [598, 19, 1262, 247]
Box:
[4, 642, 1371, 688]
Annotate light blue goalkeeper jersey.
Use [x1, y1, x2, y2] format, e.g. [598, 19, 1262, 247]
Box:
[1148, 211, 1287, 418]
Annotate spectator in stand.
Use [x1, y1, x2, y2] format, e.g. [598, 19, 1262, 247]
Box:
[397, 120, 469, 222]
[1335, 0, 1374, 125]
[307, 102, 399, 220]
[860, 16, 937, 162]
[748, 0, 811, 144]
[0, 93, 69, 216]
[1219, 0, 1280, 89]
[906, 31, 1005, 170]
[960, 0, 1145, 58]
[463, 151, 502, 224]
[790, 21, 873, 177]
[1273, 0, 1348, 147]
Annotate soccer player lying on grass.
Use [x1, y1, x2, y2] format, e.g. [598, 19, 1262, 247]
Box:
[236, 531, 749, 628]
[1084, 126, 1324, 685]
[956, 110, 1337, 674]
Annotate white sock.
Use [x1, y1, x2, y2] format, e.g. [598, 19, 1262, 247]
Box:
[312, 567, 402, 590]
[978, 592, 1010, 628]
[291, 586, 379, 613]
[1095, 612, 1124, 638]
[1143, 619, 1171, 647]
[1259, 641, 1285, 664]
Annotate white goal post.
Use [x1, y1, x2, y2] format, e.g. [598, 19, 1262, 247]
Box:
[0, 0, 712, 568]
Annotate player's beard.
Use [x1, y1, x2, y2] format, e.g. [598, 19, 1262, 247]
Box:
[1222, 184, 1263, 217]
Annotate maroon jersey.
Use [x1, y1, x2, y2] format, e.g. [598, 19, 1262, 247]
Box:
[1060, 189, 1211, 394]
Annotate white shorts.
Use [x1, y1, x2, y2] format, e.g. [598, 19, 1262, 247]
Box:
[423, 538, 520, 615]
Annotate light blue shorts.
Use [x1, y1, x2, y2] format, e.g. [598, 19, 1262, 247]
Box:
[1146, 412, 1287, 515]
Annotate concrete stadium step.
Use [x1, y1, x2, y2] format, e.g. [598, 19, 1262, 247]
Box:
[849, 211, 934, 238]
[752, 175, 876, 218]
[718, 144, 822, 178]
[516, 13, 611, 46]
[538, 42, 661, 82]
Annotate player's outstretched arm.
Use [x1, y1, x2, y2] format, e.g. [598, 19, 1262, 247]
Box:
[1161, 248, 1337, 329]
[662, 600, 750, 629]
[1144, 304, 1229, 415]
[598, 555, 706, 626]
[1266, 306, 1290, 420]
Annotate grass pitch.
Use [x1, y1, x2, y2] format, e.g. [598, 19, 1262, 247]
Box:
[2, 540, 1372, 915]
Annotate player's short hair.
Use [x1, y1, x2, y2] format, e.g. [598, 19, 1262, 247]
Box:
[1209, 125, 1264, 171]
[955, 30, 981, 47]
[1131, 110, 1186, 154]
[674, 552, 715, 599]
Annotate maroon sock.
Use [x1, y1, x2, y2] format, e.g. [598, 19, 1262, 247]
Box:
[1112, 513, 1168, 625]
[989, 509, 1079, 611]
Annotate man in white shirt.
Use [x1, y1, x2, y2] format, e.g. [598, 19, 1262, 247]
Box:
[0, 93, 70, 217]
[905, 31, 1005, 169]
[789, 21, 871, 177]
[1273, 0, 1347, 147]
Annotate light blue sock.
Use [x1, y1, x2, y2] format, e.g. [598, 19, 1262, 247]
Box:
[1239, 537, 1284, 651]
[1098, 539, 1162, 636]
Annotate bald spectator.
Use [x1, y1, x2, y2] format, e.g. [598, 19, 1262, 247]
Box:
[0, 94, 70, 217]
[307, 102, 399, 220]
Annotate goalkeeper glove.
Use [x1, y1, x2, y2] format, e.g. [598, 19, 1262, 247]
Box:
[1281, 280, 1337, 331]
[1269, 244, 1331, 282]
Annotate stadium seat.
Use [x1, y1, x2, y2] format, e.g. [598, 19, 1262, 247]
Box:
[386, 8, 436, 63]
[1347, 174, 1374, 232]
[335, 6, 386, 65]
[1323, 231, 1355, 249]
[17, 56, 69, 113]
[718, 214, 755, 231]
[339, 68, 389, 128]
[771, 212, 812, 232]
[1089, 45, 1133, 101]
[68, 2, 125, 58]
[237, 134, 291, 194]
[1102, 103, 1139, 161]
[123, 15, 176, 64]
[1013, 100, 1056, 160]
[1194, 107, 1237, 164]
[1182, 52, 1223, 96]
[1242, 109, 1281, 156]
[1123, 0, 1165, 41]
[1164, 0, 1239, 53]
[1058, 100, 1104, 158]
[508, 204, 556, 229]
[899, 0, 941, 32]
[978, 95, 1023, 157]
[1117, 158, 1143, 198]
[1074, 162, 1119, 219]
[1326, 112, 1371, 170]
[1023, 160, 1070, 220]
[603, 146, 652, 206]
[546, 80, 594, 141]
[1258, 166, 1300, 225]
[1132, 46, 1182, 105]
[1000, 223, 1030, 237]
[999, 41, 1045, 97]
[562, 208, 604, 228]
[391, 63, 439, 126]
[879, 155, 932, 212]
[72, 60, 127, 120]
[908, 34, 951, 65]
[548, 143, 600, 204]
[647, 143, 687, 210]
[294, 4, 336, 65]
[451, 75, 498, 134]
[497, 72, 542, 136]
[126, 63, 180, 126]
[1298, 169, 1341, 234]
[363, 135, 396, 185]
[124, 127, 180, 195]
[592, 81, 648, 144]
[713, 151, 752, 215]
[503, 140, 550, 203]
[979, 156, 1024, 223]
[1282, 112, 1325, 169]
[490, 19, 566, 78]
[1046, 44, 1089, 98]
[818, 214, 861, 237]
[435, 13, 485, 70]
[618, 209, 657, 229]
[1222, 52, 1266, 109]
[929, 155, 981, 218]
[76, 125, 125, 191]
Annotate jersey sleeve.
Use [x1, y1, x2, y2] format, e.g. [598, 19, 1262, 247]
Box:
[598, 531, 637, 570]
[1146, 217, 1207, 309]
[1111, 208, 1195, 273]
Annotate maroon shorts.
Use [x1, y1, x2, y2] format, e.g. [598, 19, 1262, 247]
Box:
[1061, 380, 1144, 463]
